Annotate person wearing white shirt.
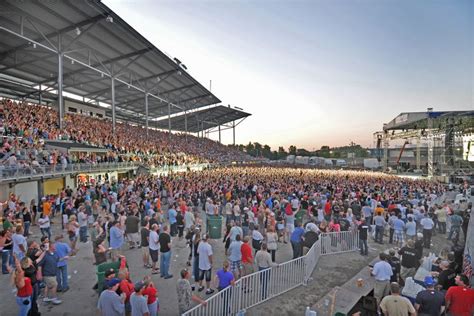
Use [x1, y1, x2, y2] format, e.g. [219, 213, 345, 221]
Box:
[148, 224, 160, 274]
[197, 234, 214, 295]
[420, 214, 434, 249]
[371, 253, 393, 310]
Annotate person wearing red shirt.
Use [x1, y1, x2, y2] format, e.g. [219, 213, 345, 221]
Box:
[14, 255, 33, 316]
[324, 200, 332, 221]
[142, 277, 159, 316]
[241, 236, 254, 277]
[446, 274, 474, 316]
[118, 269, 134, 314]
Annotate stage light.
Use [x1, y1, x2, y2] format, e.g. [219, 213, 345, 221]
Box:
[106, 16, 114, 23]
[33, 43, 36, 48]
[75, 27, 81, 36]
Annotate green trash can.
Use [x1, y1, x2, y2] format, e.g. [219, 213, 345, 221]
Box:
[208, 215, 222, 239]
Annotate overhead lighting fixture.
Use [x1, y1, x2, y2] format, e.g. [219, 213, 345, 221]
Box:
[177, 70, 182, 76]
[127, 84, 130, 89]
[101, 73, 104, 78]
[156, 76, 161, 82]
[71, 60, 74, 65]
[106, 15, 114, 23]
[33, 43, 36, 48]
[75, 27, 81, 36]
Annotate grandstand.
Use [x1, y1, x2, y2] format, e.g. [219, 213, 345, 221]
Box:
[0, 0, 252, 194]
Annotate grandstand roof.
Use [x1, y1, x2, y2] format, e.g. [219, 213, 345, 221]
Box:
[0, 0, 220, 120]
[154, 105, 251, 133]
[383, 110, 474, 131]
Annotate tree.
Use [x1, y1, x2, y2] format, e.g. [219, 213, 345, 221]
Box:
[288, 145, 297, 155]
[277, 146, 287, 160]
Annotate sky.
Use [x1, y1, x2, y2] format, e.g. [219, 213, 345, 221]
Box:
[104, 0, 473, 150]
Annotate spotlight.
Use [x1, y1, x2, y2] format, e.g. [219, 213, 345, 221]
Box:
[33, 43, 36, 48]
[71, 60, 74, 65]
[75, 27, 81, 36]
[106, 16, 114, 23]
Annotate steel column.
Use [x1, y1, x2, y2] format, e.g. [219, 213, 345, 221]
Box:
[184, 110, 188, 142]
[38, 84, 42, 105]
[168, 102, 171, 141]
[145, 93, 149, 137]
[416, 131, 421, 170]
[218, 125, 221, 143]
[232, 121, 236, 145]
[111, 77, 116, 135]
[57, 52, 64, 130]
[427, 107, 434, 178]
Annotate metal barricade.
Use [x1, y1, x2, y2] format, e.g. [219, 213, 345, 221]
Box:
[183, 231, 358, 316]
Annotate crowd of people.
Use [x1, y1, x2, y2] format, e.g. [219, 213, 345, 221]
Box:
[0, 165, 472, 315]
[0, 98, 254, 174]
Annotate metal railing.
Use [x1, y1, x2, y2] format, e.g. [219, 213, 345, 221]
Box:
[183, 231, 359, 316]
[0, 161, 140, 180]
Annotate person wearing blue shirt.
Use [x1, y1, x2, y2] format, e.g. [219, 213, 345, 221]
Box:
[168, 206, 178, 237]
[371, 253, 393, 310]
[54, 235, 71, 292]
[393, 215, 406, 248]
[109, 221, 124, 261]
[290, 222, 305, 259]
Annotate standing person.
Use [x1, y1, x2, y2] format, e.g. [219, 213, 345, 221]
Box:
[373, 211, 386, 244]
[30, 199, 37, 226]
[420, 213, 434, 249]
[251, 225, 264, 255]
[97, 278, 126, 316]
[130, 281, 149, 316]
[387, 249, 401, 283]
[445, 274, 474, 316]
[370, 253, 393, 309]
[176, 211, 185, 240]
[67, 215, 79, 256]
[392, 214, 405, 248]
[415, 276, 445, 316]
[109, 221, 124, 262]
[197, 234, 214, 295]
[140, 221, 151, 268]
[21, 205, 32, 237]
[405, 217, 417, 240]
[176, 268, 207, 315]
[228, 234, 243, 279]
[54, 235, 71, 293]
[255, 243, 277, 300]
[437, 261, 456, 291]
[125, 211, 140, 249]
[358, 218, 369, 256]
[148, 224, 160, 275]
[434, 205, 447, 234]
[13, 255, 33, 316]
[158, 225, 173, 279]
[38, 213, 51, 240]
[37, 243, 62, 305]
[448, 212, 463, 241]
[1, 230, 13, 273]
[387, 212, 397, 244]
[380, 282, 416, 316]
[142, 277, 159, 316]
[12, 225, 27, 260]
[21, 255, 42, 316]
[398, 240, 419, 281]
[266, 226, 278, 262]
[168, 205, 177, 237]
[290, 221, 305, 259]
[78, 207, 88, 243]
[214, 261, 235, 314]
[362, 202, 373, 226]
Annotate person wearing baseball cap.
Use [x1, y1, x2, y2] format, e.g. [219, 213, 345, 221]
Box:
[130, 281, 149, 316]
[415, 276, 445, 316]
[98, 278, 125, 316]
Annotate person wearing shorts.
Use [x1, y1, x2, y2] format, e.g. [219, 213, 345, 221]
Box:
[148, 224, 160, 274]
[197, 234, 214, 295]
[37, 243, 62, 305]
[370, 253, 392, 311]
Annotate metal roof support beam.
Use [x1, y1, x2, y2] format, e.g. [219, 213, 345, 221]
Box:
[233, 121, 236, 145]
[111, 76, 116, 136]
[57, 36, 64, 130]
[168, 102, 171, 141]
[184, 110, 188, 142]
[145, 93, 149, 138]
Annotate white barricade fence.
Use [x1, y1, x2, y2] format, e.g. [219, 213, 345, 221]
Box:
[183, 230, 359, 316]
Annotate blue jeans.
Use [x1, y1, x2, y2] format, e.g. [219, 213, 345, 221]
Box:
[375, 226, 384, 243]
[56, 265, 68, 290]
[2, 249, 13, 273]
[41, 227, 51, 239]
[193, 256, 200, 282]
[79, 226, 88, 242]
[148, 300, 158, 316]
[16, 296, 31, 316]
[359, 239, 368, 255]
[258, 267, 271, 300]
[160, 251, 171, 277]
[23, 222, 30, 237]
